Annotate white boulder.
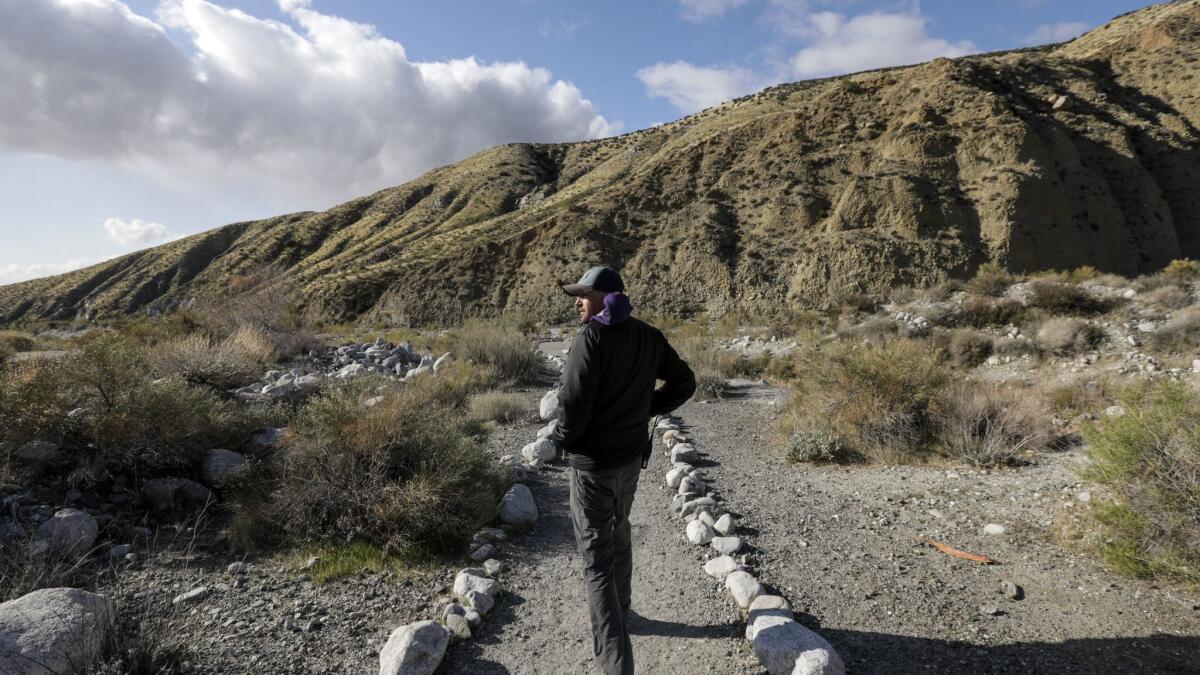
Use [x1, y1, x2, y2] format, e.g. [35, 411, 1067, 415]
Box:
[703, 555, 742, 580]
[498, 484, 538, 526]
[539, 389, 559, 421]
[714, 513, 737, 536]
[711, 536, 742, 555]
[671, 443, 699, 463]
[453, 569, 500, 599]
[725, 570, 764, 609]
[379, 620, 450, 675]
[521, 439, 557, 463]
[686, 519, 715, 545]
[0, 588, 114, 675]
[750, 616, 845, 675]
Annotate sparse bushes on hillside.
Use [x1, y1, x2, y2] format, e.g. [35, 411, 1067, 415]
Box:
[1028, 280, 1109, 315]
[1081, 382, 1200, 583]
[965, 262, 1015, 297]
[783, 430, 851, 464]
[1146, 306, 1200, 353]
[933, 382, 1051, 466]
[1162, 258, 1200, 281]
[231, 372, 506, 558]
[1141, 284, 1192, 310]
[959, 296, 1025, 327]
[1036, 317, 1105, 355]
[948, 329, 993, 367]
[468, 390, 531, 424]
[451, 319, 545, 385]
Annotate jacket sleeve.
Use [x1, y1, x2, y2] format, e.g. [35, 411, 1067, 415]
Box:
[650, 337, 695, 416]
[548, 328, 601, 450]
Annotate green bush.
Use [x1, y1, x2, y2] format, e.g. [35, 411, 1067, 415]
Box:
[783, 430, 851, 464]
[959, 296, 1025, 327]
[1081, 382, 1200, 583]
[1035, 318, 1105, 355]
[1162, 258, 1200, 281]
[232, 374, 507, 558]
[1146, 306, 1200, 353]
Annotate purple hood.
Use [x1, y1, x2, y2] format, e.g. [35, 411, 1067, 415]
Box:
[590, 292, 632, 326]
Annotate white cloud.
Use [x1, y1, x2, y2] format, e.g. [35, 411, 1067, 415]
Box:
[636, 61, 766, 113]
[103, 217, 170, 246]
[789, 11, 976, 78]
[0, 0, 618, 207]
[0, 259, 95, 284]
[1021, 21, 1089, 46]
[677, 0, 752, 22]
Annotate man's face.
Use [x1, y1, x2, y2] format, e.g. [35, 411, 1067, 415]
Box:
[575, 291, 606, 324]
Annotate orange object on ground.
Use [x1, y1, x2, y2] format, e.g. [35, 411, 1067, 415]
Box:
[913, 537, 999, 564]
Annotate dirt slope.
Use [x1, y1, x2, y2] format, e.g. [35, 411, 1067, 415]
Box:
[3, 1, 1200, 326]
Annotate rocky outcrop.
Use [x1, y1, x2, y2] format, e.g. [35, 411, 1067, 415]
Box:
[0, 588, 114, 675]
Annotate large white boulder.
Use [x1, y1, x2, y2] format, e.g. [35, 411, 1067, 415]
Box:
[750, 615, 845, 675]
[378, 620, 449, 675]
[686, 519, 715, 545]
[202, 449, 246, 486]
[521, 439, 557, 463]
[0, 587, 114, 675]
[453, 569, 500, 599]
[33, 509, 97, 559]
[725, 570, 764, 609]
[498, 484, 538, 526]
[670, 443, 699, 463]
[704, 555, 742, 580]
[538, 389, 559, 421]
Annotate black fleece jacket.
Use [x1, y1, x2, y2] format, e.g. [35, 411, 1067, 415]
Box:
[548, 316, 696, 470]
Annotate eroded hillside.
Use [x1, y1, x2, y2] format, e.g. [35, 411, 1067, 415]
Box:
[2, 0, 1199, 326]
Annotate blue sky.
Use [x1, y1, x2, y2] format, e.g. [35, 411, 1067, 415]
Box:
[0, 0, 1156, 283]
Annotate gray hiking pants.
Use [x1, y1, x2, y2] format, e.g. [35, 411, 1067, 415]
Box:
[569, 456, 641, 675]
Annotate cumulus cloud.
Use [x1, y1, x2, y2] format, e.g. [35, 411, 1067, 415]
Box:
[0, 0, 617, 206]
[789, 11, 976, 78]
[1021, 21, 1089, 46]
[636, 61, 766, 113]
[0, 259, 95, 285]
[103, 217, 170, 246]
[677, 0, 752, 22]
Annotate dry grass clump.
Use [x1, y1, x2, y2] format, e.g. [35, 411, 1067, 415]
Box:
[1080, 382, 1200, 583]
[948, 329, 993, 368]
[776, 340, 949, 463]
[835, 291, 880, 314]
[1146, 306, 1200, 353]
[451, 319, 545, 386]
[468, 390, 531, 424]
[1035, 317, 1105, 355]
[1162, 258, 1200, 281]
[1141, 284, 1193, 310]
[147, 326, 277, 389]
[0, 334, 278, 488]
[959, 296, 1025, 327]
[964, 262, 1016, 297]
[993, 336, 1037, 358]
[676, 337, 743, 399]
[231, 373, 506, 558]
[775, 339, 1055, 466]
[837, 316, 899, 341]
[933, 382, 1052, 466]
[1027, 280, 1110, 315]
[188, 264, 320, 359]
[1044, 377, 1115, 416]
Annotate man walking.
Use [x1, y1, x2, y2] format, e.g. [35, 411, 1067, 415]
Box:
[550, 265, 696, 675]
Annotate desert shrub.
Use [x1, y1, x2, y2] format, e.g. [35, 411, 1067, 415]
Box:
[775, 340, 949, 462]
[1162, 258, 1200, 281]
[693, 371, 729, 401]
[188, 264, 317, 359]
[234, 375, 506, 558]
[959, 296, 1025, 327]
[993, 336, 1037, 358]
[922, 279, 963, 301]
[0, 331, 34, 357]
[1044, 378, 1114, 416]
[93, 603, 194, 675]
[965, 262, 1015, 297]
[783, 430, 851, 464]
[451, 319, 544, 385]
[1066, 265, 1101, 283]
[1142, 284, 1193, 310]
[1146, 306, 1200, 353]
[933, 382, 1052, 466]
[1035, 318, 1105, 355]
[948, 329, 993, 368]
[836, 316, 898, 342]
[676, 338, 742, 379]
[1028, 280, 1108, 315]
[0, 334, 278, 487]
[147, 326, 275, 389]
[836, 292, 879, 314]
[468, 391, 530, 424]
[1081, 382, 1200, 583]
[887, 285, 917, 305]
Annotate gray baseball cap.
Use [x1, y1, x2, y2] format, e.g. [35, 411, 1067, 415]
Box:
[561, 266, 624, 296]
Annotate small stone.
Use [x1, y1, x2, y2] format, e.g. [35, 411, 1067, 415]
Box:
[711, 536, 742, 555]
[463, 590, 494, 616]
[378, 620, 449, 675]
[483, 559, 503, 576]
[686, 519, 715, 545]
[521, 439, 557, 463]
[983, 523, 1007, 536]
[227, 562, 247, 575]
[713, 513, 737, 536]
[453, 569, 500, 599]
[665, 467, 688, 489]
[172, 587, 209, 605]
[670, 443, 699, 463]
[979, 604, 1002, 616]
[704, 555, 742, 580]
[1104, 405, 1125, 418]
[498, 484, 538, 526]
[444, 613, 471, 640]
[1002, 580, 1024, 601]
[725, 570, 764, 609]
[538, 389, 559, 421]
[469, 544, 496, 562]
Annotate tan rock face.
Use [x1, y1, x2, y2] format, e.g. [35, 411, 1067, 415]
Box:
[3, 1, 1199, 326]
